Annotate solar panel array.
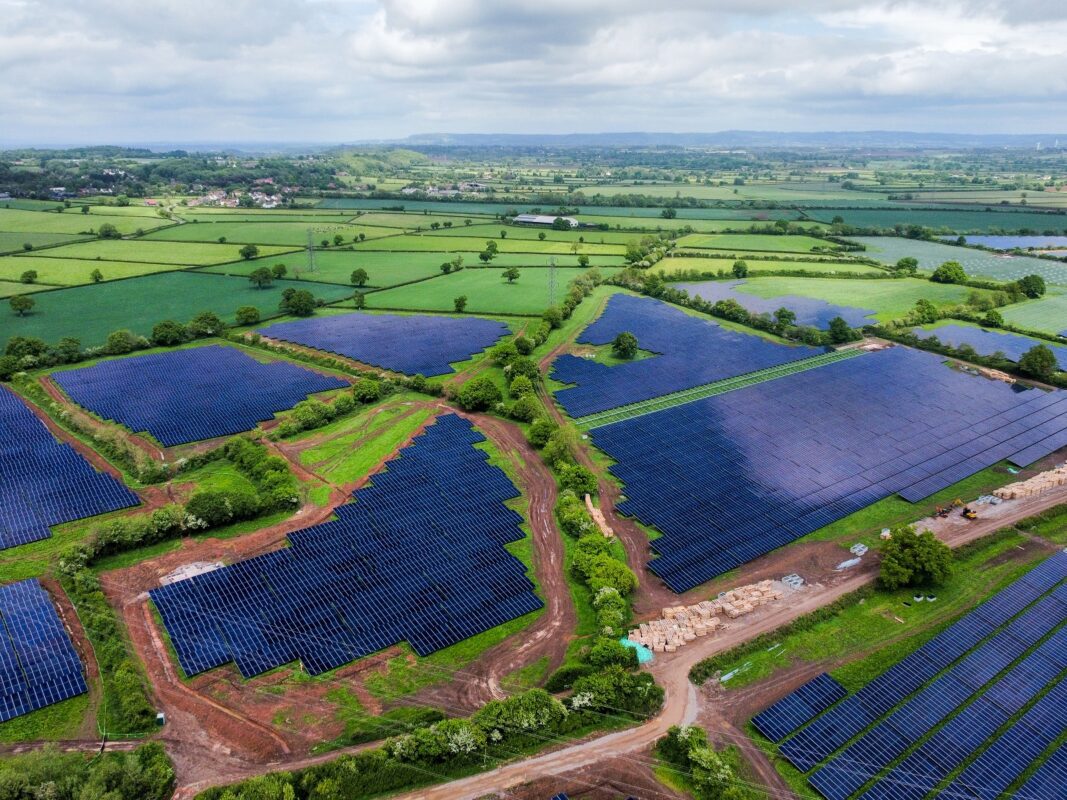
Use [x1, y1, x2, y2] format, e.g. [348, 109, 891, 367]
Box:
[912, 324, 1067, 372]
[552, 294, 822, 417]
[260, 312, 509, 377]
[0, 579, 88, 722]
[1014, 745, 1066, 800]
[151, 415, 542, 678]
[590, 347, 1067, 591]
[0, 385, 139, 551]
[53, 345, 348, 446]
[674, 279, 878, 329]
[752, 553, 1067, 800]
[751, 673, 848, 742]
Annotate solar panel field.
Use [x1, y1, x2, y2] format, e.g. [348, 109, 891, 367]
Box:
[855, 237, 1067, 285]
[912, 323, 1067, 370]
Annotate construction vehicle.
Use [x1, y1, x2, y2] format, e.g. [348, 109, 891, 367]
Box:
[952, 498, 964, 507]
[961, 506, 977, 520]
[935, 506, 951, 518]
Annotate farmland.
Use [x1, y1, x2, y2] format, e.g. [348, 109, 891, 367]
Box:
[0, 255, 181, 285]
[350, 233, 626, 255]
[17, 238, 297, 266]
[653, 256, 885, 276]
[855, 236, 1067, 284]
[675, 233, 840, 253]
[142, 221, 399, 246]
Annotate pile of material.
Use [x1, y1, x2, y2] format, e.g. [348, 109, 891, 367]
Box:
[994, 464, 1067, 500]
[627, 580, 785, 653]
[584, 493, 614, 537]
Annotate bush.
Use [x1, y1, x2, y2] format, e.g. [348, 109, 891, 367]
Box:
[1019, 344, 1058, 381]
[542, 306, 563, 329]
[508, 374, 534, 398]
[930, 260, 968, 284]
[235, 305, 261, 326]
[456, 376, 502, 411]
[150, 320, 188, 347]
[587, 638, 639, 669]
[528, 417, 557, 448]
[353, 377, 382, 403]
[509, 393, 540, 422]
[559, 463, 597, 496]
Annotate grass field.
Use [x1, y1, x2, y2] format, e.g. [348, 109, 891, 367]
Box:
[653, 256, 884, 276]
[0, 256, 180, 285]
[0, 231, 91, 254]
[353, 234, 625, 256]
[675, 233, 839, 253]
[854, 236, 1067, 285]
[143, 221, 399, 246]
[0, 280, 45, 297]
[730, 276, 987, 321]
[0, 272, 353, 347]
[23, 239, 297, 266]
[1000, 290, 1067, 335]
[366, 267, 619, 315]
[427, 225, 656, 245]
[0, 207, 169, 235]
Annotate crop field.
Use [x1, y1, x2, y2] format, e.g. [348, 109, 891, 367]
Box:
[1001, 290, 1067, 336]
[22, 238, 297, 266]
[806, 207, 1067, 233]
[855, 236, 1067, 285]
[907, 188, 1067, 208]
[0, 256, 180, 285]
[0, 272, 353, 347]
[348, 212, 496, 229]
[354, 233, 626, 255]
[142, 221, 399, 246]
[0, 207, 170, 236]
[426, 226, 661, 245]
[675, 233, 838, 253]
[0, 231, 91, 254]
[653, 256, 884, 275]
[367, 267, 619, 314]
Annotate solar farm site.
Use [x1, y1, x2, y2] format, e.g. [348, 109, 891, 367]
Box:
[912, 323, 1067, 371]
[753, 552, 1067, 800]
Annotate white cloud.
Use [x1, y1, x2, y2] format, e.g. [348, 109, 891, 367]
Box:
[0, 0, 1064, 144]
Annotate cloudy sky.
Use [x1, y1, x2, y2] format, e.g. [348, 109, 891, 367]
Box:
[2, 0, 1066, 145]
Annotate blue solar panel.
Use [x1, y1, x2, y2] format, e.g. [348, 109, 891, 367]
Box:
[260, 312, 509, 377]
[0, 579, 88, 722]
[1014, 745, 1067, 800]
[590, 346, 1067, 591]
[676, 279, 877, 329]
[151, 415, 543, 678]
[0, 386, 140, 551]
[752, 672, 847, 742]
[551, 294, 823, 417]
[913, 324, 1067, 371]
[53, 345, 347, 447]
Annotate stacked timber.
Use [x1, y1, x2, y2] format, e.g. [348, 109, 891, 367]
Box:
[628, 580, 785, 653]
[994, 465, 1067, 500]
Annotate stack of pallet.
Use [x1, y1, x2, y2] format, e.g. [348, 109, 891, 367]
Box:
[628, 580, 785, 653]
[994, 465, 1067, 500]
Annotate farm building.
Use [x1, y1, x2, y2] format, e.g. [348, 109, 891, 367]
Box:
[512, 213, 580, 227]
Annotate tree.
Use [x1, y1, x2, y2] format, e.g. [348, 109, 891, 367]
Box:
[235, 306, 261, 326]
[440, 261, 453, 274]
[774, 307, 797, 328]
[9, 295, 34, 316]
[577, 253, 590, 268]
[151, 320, 188, 346]
[187, 310, 225, 337]
[271, 263, 287, 279]
[239, 244, 260, 260]
[930, 260, 967, 284]
[478, 249, 494, 264]
[514, 335, 534, 355]
[731, 259, 749, 278]
[19, 270, 37, 284]
[509, 375, 534, 398]
[354, 291, 366, 310]
[55, 337, 82, 363]
[528, 417, 557, 448]
[912, 298, 939, 324]
[280, 288, 316, 317]
[894, 257, 919, 274]
[510, 393, 541, 422]
[1016, 274, 1047, 298]
[105, 329, 143, 354]
[248, 267, 273, 289]
[456, 376, 502, 411]
[542, 306, 563, 329]
[828, 316, 858, 343]
[612, 331, 638, 359]
[348, 268, 369, 288]
[333, 234, 344, 247]
[502, 267, 521, 283]
[353, 378, 381, 403]
[879, 525, 953, 590]
[661, 207, 677, 219]
[1019, 344, 1058, 381]
[90, 268, 104, 283]
[500, 229, 507, 239]
[97, 222, 121, 239]
[538, 231, 547, 241]
[81, 204, 90, 214]
[453, 295, 468, 313]
[22, 242, 32, 251]
[982, 309, 1004, 327]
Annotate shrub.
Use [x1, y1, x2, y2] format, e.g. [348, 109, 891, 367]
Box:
[456, 376, 502, 411]
[353, 377, 382, 403]
[150, 320, 188, 347]
[235, 305, 261, 326]
[509, 393, 540, 422]
[930, 260, 968, 284]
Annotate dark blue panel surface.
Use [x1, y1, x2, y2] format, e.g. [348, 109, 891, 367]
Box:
[752, 672, 847, 742]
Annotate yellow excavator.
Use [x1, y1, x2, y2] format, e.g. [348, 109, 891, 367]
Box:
[961, 506, 978, 520]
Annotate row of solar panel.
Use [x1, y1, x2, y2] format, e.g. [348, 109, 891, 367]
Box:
[0, 386, 140, 551]
[53, 345, 348, 446]
[589, 346, 1067, 591]
[752, 553, 1066, 800]
[152, 415, 543, 678]
[0, 579, 87, 723]
[261, 312, 509, 377]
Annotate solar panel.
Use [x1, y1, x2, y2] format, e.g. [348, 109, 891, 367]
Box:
[260, 312, 509, 377]
[912, 324, 1067, 372]
[0, 386, 140, 551]
[53, 345, 348, 447]
[0, 579, 88, 722]
[1013, 745, 1067, 800]
[752, 672, 847, 742]
[151, 415, 543, 678]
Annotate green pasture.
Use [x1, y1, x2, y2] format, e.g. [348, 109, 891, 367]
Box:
[907, 189, 1067, 209]
[349, 212, 493, 229]
[0, 272, 353, 347]
[1000, 290, 1067, 335]
[854, 237, 1067, 285]
[807, 207, 1067, 233]
[731, 276, 989, 321]
[175, 212, 361, 225]
[366, 267, 619, 315]
[574, 181, 884, 203]
[25, 239, 296, 266]
[143, 221, 398, 247]
[675, 233, 837, 254]
[577, 215, 826, 234]
[427, 225, 655, 245]
[0, 207, 169, 235]
[0, 232, 91, 254]
[0, 280, 44, 297]
[654, 256, 884, 276]
[353, 234, 625, 256]
[0, 256, 180, 285]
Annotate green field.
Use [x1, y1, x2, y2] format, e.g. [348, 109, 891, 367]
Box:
[354, 234, 625, 256]
[0, 272, 353, 347]
[0, 256, 180, 285]
[427, 225, 655, 245]
[366, 267, 619, 315]
[0, 207, 169, 235]
[24, 239, 297, 266]
[730, 276, 988, 321]
[0, 280, 45, 297]
[0, 231, 91, 254]
[854, 237, 1067, 285]
[143, 221, 399, 246]
[654, 256, 884, 276]
[1000, 290, 1067, 335]
[576, 215, 826, 233]
[675, 233, 838, 253]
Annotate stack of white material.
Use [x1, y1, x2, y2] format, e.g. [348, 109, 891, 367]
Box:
[994, 465, 1067, 500]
